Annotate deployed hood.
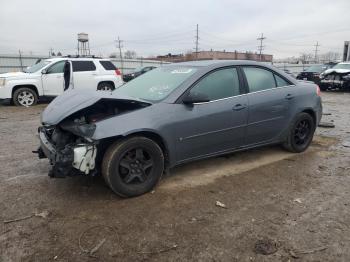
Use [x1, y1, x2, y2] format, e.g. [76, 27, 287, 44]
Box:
[323, 68, 350, 75]
[41, 89, 151, 125]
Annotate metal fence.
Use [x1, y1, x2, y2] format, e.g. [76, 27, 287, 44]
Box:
[0, 53, 314, 75]
[0, 54, 169, 74]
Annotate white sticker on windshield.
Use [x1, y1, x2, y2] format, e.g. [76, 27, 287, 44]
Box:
[171, 68, 193, 74]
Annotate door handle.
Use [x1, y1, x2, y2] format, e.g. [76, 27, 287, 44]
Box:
[285, 94, 294, 100]
[233, 104, 246, 111]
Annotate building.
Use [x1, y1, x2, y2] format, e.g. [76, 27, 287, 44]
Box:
[150, 50, 273, 63]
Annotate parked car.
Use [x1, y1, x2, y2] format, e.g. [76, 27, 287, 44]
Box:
[36, 60, 322, 197]
[122, 66, 156, 82]
[319, 62, 350, 91]
[0, 57, 123, 106]
[296, 63, 335, 84]
[282, 69, 296, 78]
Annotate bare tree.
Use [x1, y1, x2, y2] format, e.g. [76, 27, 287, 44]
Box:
[299, 53, 313, 64]
[124, 50, 137, 59]
[109, 52, 118, 58]
[319, 52, 341, 63]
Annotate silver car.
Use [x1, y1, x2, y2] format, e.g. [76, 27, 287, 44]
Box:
[36, 60, 322, 197]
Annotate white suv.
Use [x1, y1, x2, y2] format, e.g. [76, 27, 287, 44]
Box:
[0, 57, 124, 106]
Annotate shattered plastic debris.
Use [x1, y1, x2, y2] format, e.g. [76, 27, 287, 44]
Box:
[293, 198, 302, 204]
[318, 122, 335, 128]
[35, 210, 50, 218]
[215, 201, 227, 208]
[342, 141, 350, 148]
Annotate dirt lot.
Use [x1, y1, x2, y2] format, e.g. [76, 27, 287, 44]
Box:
[0, 92, 349, 262]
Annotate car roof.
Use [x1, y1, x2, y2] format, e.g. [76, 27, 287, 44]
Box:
[164, 60, 266, 67]
[45, 57, 111, 62]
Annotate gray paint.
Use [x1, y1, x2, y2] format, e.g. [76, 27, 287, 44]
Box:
[41, 60, 322, 168]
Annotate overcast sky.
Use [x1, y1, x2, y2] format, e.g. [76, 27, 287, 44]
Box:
[0, 0, 349, 59]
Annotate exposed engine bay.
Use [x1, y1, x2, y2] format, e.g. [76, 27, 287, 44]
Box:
[36, 98, 151, 178]
[320, 69, 350, 91]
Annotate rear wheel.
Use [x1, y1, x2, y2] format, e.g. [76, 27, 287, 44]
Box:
[13, 87, 38, 106]
[97, 82, 114, 91]
[102, 137, 164, 197]
[282, 112, 315, 153]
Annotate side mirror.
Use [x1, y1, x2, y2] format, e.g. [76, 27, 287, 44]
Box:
[41, 69, 47, 74]
[183, 92, 210, 105]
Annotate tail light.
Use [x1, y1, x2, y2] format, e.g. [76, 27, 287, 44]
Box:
[316, 85, 321, 96]
[115, 69, 121, 76]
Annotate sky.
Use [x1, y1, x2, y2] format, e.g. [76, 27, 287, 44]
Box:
[0, 0, 349, 59]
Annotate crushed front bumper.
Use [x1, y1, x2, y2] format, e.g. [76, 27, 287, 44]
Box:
[37, 127, 97, 177]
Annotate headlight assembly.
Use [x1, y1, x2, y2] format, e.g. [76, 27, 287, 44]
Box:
[0, 78, 5, 86]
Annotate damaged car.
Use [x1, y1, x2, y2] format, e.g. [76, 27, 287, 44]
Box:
[296, 63, 335, 85]
[36, 60, 322, 197]
[319, 62, 350, 91]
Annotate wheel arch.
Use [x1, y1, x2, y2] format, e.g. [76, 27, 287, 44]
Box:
[97, 81, 115, 90]
[98, 130, 171, 168]
[12, 84, 39, 98]
[301, 108, 316, 125]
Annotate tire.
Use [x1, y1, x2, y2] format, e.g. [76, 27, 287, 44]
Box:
[13, 87, 38, 106]
[97, 82, 114, 91]
[102, 137, 164, 197]
[282, 112, 315, 153]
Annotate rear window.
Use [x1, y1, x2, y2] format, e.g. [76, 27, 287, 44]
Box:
[99, 61, 116, 70]
[72, 61, 96, 72]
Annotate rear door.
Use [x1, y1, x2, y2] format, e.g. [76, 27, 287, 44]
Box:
[242, 66, 295, 146]
[41, 60, 66, 96]
[174, 67, 248, 162]
[71, 60, 97, 90]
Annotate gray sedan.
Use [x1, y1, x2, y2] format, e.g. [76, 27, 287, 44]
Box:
[36, 60, 322, 197]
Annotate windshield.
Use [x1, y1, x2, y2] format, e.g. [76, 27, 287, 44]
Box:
[24, 60, 50, 73]
[114, 66, 197, 101]
[331, 63, 350, 70]
[305, 65, 327, 73]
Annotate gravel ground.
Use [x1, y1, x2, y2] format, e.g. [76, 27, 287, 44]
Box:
[0, 91, 349, 262]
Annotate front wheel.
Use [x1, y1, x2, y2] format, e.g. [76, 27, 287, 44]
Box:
[102, 137, 164, 197]
[282, 112, 315, 153]
[13, 87, 38, 106]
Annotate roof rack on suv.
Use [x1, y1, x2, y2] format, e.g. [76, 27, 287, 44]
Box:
[62, 55, 103, 59]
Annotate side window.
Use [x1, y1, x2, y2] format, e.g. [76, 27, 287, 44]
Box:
[46, 61, 66, 74]
[99, 61, 116, 70]
[189, 68, 240, 101]
[72, 61, 96, 72]
[243, 67, 276, 92]
[275, 74, 290, 87]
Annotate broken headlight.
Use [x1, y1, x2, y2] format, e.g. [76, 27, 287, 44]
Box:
[60, 121, 96, 138]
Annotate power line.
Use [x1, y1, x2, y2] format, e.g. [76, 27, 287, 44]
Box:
[314, 41, 320, 63]
[195, 24, 199, 60]
[116, 36, 124, 74]
[257, 33, 266, 61]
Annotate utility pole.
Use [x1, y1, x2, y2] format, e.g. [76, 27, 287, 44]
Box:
[257, 33, 266, 61]
[18, 50, 23, 71]
[314, 41, 320, 63]
[195, 24, 199, 60]
[116, 36, 124, 75]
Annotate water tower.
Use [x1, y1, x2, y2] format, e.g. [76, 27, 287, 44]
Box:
[77, 33, 90, 56]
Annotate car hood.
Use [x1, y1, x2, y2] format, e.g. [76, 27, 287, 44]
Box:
[0, 71, 29, 79]
[323, 68, 350, 75]
[41, 89, 151, 125]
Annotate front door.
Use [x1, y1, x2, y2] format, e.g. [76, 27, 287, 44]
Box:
[41, 60, 66, 96]
[174, 67, 248, 162]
